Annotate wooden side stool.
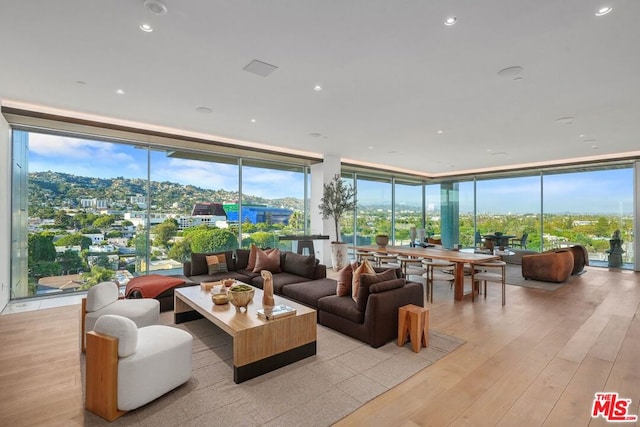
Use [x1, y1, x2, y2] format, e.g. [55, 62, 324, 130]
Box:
[398, 304, 429, 353]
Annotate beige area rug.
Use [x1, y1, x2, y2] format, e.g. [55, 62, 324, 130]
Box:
[505, 263, 575, 291]
[83, 311, 464, 427]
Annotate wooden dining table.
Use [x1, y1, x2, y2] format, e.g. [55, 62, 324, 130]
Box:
[353, 245, 500, 301]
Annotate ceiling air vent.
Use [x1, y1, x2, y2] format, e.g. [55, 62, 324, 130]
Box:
[243, 60, 278, 77]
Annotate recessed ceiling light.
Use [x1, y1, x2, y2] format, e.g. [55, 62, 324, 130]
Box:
[368, 146, 375, 150]
[591, 145, 599, 149]
[444, 17, 457, 26]
[595, 6, 612, 16]
[195, 106, 212, 114]
[144, 0, 168, 15]
[437, 130, 444, 134]
[139, 23, 153, 32]
[583, 139, 597, 144]
[115, 89, 125, 95]
[250, 119, 256, 123]
[497, 66, 524, 78]
[313, 85, 322, 91]
[556, 116, 574, 125]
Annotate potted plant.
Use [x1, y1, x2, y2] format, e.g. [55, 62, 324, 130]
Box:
[319, 174, 356, 270]
[375, 234, 389, 249]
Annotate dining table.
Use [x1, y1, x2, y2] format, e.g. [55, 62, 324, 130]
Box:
[482, 233, 516, 248]
[353, 245, 500, 301]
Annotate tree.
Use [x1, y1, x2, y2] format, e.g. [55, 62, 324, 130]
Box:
[189, 228, 239, 253]
[318, 175, 356, 243]
[93, 215, 115, 231]
[168, 239, 191, 262]
[81, 266, 115, 289]
[31, 261, 62, 279]
[55, 233, 92, 250]
[58, 249, 84, 274]
[153, 218, 178, 247]
[28, 233, 57, 264]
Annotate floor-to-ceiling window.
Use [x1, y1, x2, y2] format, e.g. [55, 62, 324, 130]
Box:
[355, 175, 392, 244]
[476, 175, 542, 251]
[11, 130, 310, 299]
[239, 160, 307, 251]
[393, 179, 423, 245]
[543, 167, 634, 265]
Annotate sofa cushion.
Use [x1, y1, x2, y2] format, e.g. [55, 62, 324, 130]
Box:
[352, 259, 375, 302]
[251, 272, 304, 293]
[191, 251, 234, 276]
[253, 248, 281, 273]
[188, 271, 251, 284]
[336, 262, 358, 297]
[94, 314, 138, 358]
[235, 249, 250, 270]
[357, 269, 397, 312]
[206, 254, 229, 274]
[281, 279, 337, 308]
[318, 295, 365, 324]
[370, 278, 406, 294]
[283, 252, 317, 279]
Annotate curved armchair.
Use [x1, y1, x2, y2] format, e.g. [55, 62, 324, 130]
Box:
[85, 314, 193, 421]
[81, 281, 160, 352]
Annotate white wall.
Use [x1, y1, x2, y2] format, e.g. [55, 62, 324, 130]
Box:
[0, 112, 10, 311]
[310, 155, 341, 267]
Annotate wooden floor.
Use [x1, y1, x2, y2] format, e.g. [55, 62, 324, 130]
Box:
[1, 266, 639, 426]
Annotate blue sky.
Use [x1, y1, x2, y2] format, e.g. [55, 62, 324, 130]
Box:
[28, 132, 633, 214]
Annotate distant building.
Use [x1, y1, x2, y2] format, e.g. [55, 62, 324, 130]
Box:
[223, 203, 293, 225]
[191, 203, 227, 217]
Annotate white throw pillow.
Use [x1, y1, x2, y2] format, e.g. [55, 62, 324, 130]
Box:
[94, 314, 138, 358]
[86, 281, 119, 312]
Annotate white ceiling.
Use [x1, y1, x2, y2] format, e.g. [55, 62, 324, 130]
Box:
[1, 0, 639, 177]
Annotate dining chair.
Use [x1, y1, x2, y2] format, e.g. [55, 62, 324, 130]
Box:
[510, 232, 528, 248]
[397, 256, 424, 278]
[421, 259, 455, 303]
[470, 260, 507, 305]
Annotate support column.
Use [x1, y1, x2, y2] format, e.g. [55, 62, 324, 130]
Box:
[440, 182, 460, 250]
[310, 155, 341, 266]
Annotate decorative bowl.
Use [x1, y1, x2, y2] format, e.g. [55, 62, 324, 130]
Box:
[227, 284, 255, 310]
[211, 293, 229, 305]
[222, 278, 236, 287]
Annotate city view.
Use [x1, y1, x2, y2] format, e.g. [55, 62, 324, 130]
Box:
[14, 131, 635, 298]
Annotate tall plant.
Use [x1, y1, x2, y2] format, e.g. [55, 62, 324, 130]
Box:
[318, 174, 356, 243]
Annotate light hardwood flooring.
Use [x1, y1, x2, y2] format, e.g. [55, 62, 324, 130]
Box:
[1, 266, 639, 426]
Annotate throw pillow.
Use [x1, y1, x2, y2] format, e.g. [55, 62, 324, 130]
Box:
[247, 244, 276, 271]
[357, 269, 398, 312]
[206, 254, 228, 274]
[352, 259, 375, 302]
[253, 248, 281, 273]
[336, 262, 358, 297]
[284, 252, 317, 279]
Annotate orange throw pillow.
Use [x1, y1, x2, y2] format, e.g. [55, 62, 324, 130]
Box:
[253, 248, 281, 273]
[206, 254, 228, 274]
[352, 259, 375, 301]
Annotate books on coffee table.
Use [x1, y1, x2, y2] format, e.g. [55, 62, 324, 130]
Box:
[257, 305, 296, 321]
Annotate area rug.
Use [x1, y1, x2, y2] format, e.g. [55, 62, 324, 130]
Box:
[83, 312, 465, 426]
[505, 264, 573, 291]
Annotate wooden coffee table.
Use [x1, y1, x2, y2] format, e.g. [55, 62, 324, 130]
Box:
[174, 285, 317, 383]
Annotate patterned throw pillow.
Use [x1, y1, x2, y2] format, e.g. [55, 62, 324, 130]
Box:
[206, 254, 228, 274]
[352, 259, 375, 302]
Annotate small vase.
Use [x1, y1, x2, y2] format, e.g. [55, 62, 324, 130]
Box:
[261, 270, 275, 307]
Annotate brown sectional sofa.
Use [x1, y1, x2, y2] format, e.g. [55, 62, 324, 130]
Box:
[181, 249, 424, 347]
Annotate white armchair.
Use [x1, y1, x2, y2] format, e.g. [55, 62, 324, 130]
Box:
[85, 314, 193, 421]
[81, 281, 160, 352]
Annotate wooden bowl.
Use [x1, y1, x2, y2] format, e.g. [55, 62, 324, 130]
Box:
[211, 293, 229, 305]
[222, 278, 236, 287]
[227, 284, 255, 310]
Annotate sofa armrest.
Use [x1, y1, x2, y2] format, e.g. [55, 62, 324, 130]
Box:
[363, 281, 424, 348]
[182, 261, 192, 277]
[313, 263, 327, 280]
